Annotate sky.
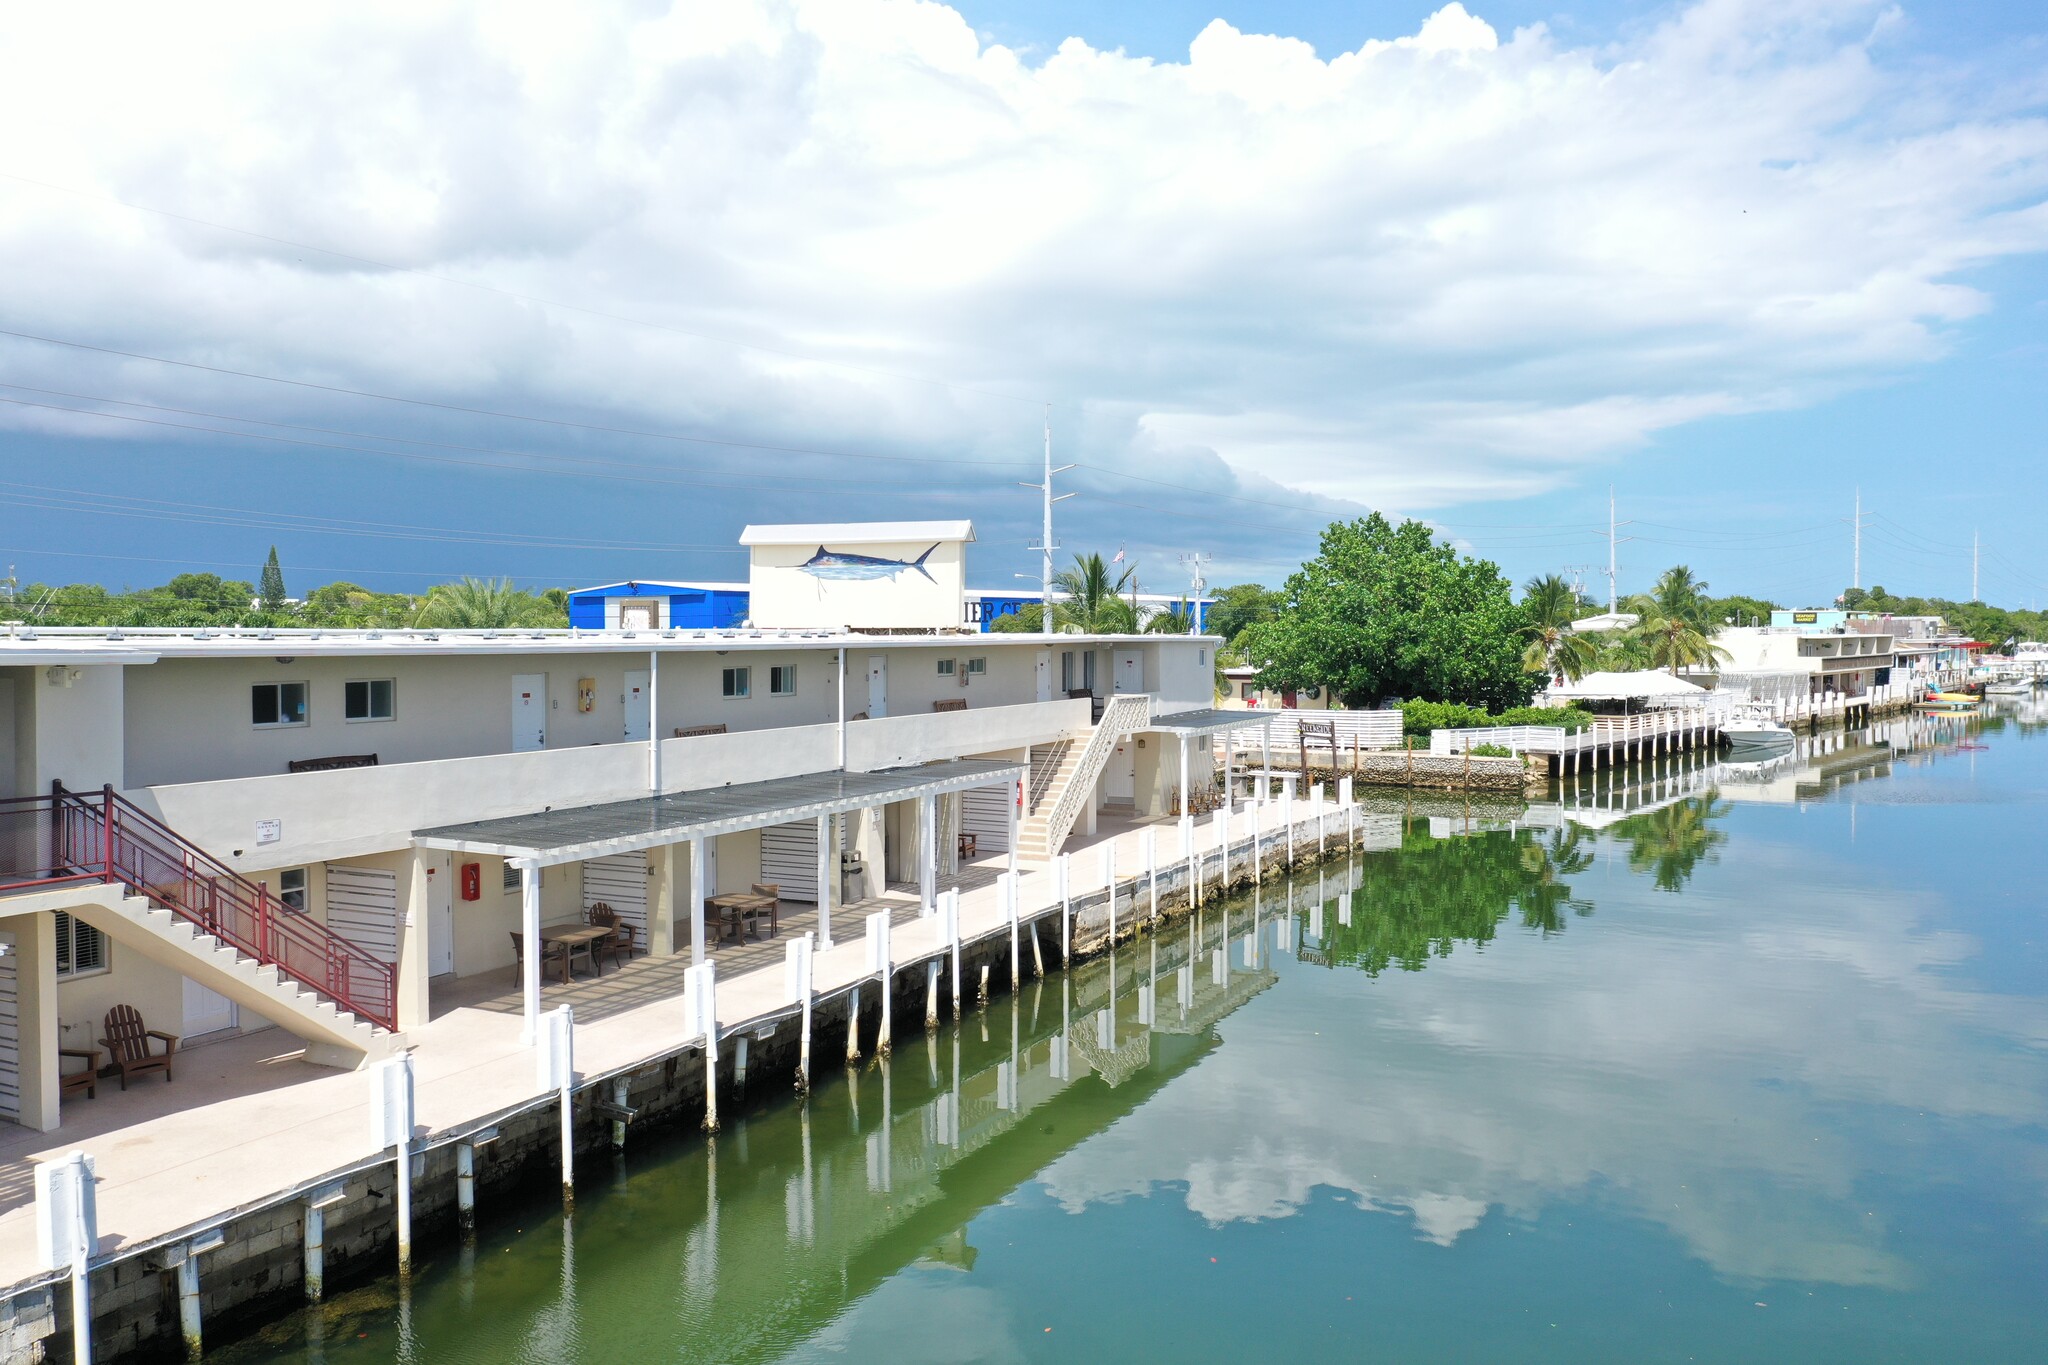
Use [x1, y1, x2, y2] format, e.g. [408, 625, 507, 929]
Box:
[0, 0, 2044, 610]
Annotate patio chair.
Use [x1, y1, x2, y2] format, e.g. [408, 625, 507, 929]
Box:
[60, 1048, 101, 1101]
[748, 884, 782, 940]
[586, 903, 636, 967]
[508, 931, 569, 986]
[100, 1005, 177, 1089]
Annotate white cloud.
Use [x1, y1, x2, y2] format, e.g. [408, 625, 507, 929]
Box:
[0, 0, 2042, 569]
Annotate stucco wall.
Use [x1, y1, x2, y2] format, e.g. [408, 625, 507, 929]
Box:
[748, 537, 968, 630]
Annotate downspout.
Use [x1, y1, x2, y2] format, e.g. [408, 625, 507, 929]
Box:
[648, 648, 660, 793]
[836, 646, 847, 770]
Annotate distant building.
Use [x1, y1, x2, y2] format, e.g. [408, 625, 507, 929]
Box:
[567, 580, 750, 630]
[968, 589, 1212, 634]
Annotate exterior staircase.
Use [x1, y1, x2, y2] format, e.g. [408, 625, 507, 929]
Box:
[63, 886, 403, 1069]
[0, 784, 403, 1069]
[1013, 692, 1153, 862]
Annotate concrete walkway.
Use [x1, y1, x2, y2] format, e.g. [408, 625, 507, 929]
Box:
[0, 791, 1345, 1292]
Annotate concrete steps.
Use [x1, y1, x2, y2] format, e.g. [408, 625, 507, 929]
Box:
[66, 889, 404, 1070]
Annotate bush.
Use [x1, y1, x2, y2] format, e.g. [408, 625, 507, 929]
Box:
[1468, 743, 1514, 758]
[1397, 699, 1595, 736]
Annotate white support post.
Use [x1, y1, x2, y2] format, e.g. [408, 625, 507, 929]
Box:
[816, 815, 834, 950]
[945, 888, 962, 1017]
[788, 934, 814, 1092]
[1224, 728, 1236, 810]
[647, 648, 661, 793]
[1180, 814, 1195, 909]
[918, 793, 936, 915]
[1250, 800, 1262, 885]
[1217, 805, 1232, 886]
[1005, 871, 1020, 987]
[1056, 854, 1071, 966]
[1006, 774, 1021, 875]
[866, 909, 893, 1055]
[1101, 843, 1116, 947]
[36, 1150, 96, 1365]
[368, 1056, 416, 1275]
[688, 837, 707, 965]
[1178, 733, 1191, 819]
[1284, 787, 1295, 865]
[520, 862, 542, 1042]
[1338, 776, 1353, 808]
[1143, 827, 1158, 922]
[684, 960, 719, 1131]
[537, 1006, 576, 1208]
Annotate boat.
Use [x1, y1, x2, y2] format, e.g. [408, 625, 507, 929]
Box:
[1919, 690, 1981, 713]
[1719, 703, 1795, 750]
[1984, 677, 2032, 696]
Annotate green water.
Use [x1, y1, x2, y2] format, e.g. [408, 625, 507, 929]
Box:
[222, 712, 2048, 1364]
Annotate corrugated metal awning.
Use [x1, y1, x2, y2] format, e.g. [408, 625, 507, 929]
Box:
[413, 759, 1022, 866]
[1146, 707, 1280, 735]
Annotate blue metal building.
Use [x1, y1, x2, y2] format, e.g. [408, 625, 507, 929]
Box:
[566, 581, 750, 630]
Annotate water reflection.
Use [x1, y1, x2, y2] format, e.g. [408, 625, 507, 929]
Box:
[1610, 795, 1729, 892]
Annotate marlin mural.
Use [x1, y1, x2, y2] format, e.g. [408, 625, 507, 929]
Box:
[798, 544, 939, 583]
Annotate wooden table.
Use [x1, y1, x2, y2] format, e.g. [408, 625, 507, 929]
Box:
[538, 924, 613, 982]
[705, 892, 778, 944]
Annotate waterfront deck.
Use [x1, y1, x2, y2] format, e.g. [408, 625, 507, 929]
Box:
[0, 794, 1339, 1294]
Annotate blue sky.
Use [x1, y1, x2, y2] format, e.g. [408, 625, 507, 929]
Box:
[0, 0, 2043, 610]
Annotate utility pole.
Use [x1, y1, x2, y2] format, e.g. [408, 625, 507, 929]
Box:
[1021, 404, 1074, 636]
[1972, 530, 1980, 603]
[1603, 489, 1633, 614]
[1852, 488, 1863, 591]
[1177, 552, 1211, 630]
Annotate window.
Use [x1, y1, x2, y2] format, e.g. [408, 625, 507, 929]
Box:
[278, 867, 309, 913]
[722, 667, 751, 699]
[251, 681, 309, 727]
[344, 679, 395, 722]
[503, 863, 543, 893]
[965, 657, 987, 676]
[1060, 651, 1073, 691]
[769, 665, 797, 696]
[937, 658, 956, 677]
[54, 912, 108, 978]
[1199, 649, 1208, 667]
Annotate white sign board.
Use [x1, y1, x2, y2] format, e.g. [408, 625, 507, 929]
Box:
[255, 819, 282, 846]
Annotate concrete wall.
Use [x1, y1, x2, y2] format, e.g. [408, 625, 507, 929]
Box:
[36, 662, 124, 791]
[748, 536, 968, 631]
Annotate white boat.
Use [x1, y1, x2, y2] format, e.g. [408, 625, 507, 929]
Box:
[1984, 677, 2033, 696]
[1720, 703, 1795, 750]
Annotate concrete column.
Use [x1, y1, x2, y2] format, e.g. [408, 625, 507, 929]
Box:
[3, 913, 60, 1131]
[1005, 780, 1019, 875]
[816, 815, 834, 950]
[918, 793, 936, 911]
[688, 837, 706, 965]
[395, 848, 434, 1031]
[1178, 734, 1191, 817]
[647, 843, 677, 956]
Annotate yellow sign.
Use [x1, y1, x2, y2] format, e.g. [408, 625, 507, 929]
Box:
[1793, 611, 1817, 624]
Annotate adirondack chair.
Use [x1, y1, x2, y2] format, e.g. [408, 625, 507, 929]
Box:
[100, 1005, 177, 1089]
[586, 903, 636, 967]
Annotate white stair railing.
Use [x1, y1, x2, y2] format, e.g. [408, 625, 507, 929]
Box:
[1036, 693, 1152, 857]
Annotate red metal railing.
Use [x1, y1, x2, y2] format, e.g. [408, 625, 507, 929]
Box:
[0, 784, 397, 1032]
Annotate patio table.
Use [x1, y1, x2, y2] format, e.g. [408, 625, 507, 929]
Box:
[705, 892, 778, 943]
[538, 923, 612, 982]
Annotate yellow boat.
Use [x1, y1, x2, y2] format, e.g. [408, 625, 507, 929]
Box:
[1920, 691, 1981, 713]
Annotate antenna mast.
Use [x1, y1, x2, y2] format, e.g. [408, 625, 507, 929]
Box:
[1973, 529, 1980, 602]
[1603, 489, 1633, 614]
[1021, 404, 1075, 636]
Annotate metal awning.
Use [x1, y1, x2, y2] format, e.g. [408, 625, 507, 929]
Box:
[413, 759, 1022, 867]
[1146, 707, 1279, 735]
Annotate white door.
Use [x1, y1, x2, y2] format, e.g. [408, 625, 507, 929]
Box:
[427, 858, 454, 977]
[1114, 650, 1143, 695]
[512, 674, 548, 752]
[1034, 649, 1052, 703]
[867, 655, 889, 718]
[1105, 739, 1137, 802]
[182, 977, 238, 1039]
[619, 600, 657, 630]
[623, 669, 651, 743]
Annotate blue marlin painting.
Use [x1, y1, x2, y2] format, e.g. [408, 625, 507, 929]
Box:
[799, 544, 939, 582]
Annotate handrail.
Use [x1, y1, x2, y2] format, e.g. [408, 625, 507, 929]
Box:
[1039, 692, 1152, 855]
[2, 785, 397, 1031]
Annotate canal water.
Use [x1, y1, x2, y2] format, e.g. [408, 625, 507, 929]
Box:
[220, 709, 2048, 1364]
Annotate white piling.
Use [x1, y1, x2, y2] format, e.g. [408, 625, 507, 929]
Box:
[866, 909, 893, 1056]
[36, 1152, 96, 1365]
[1102, 843, 1117, 947]
[1004, 872, 1020, 987]
[787, 935, 815, 1093]
[369, 1056, 416, 1276]
[1143, 827, 1158, 922]
[945, 888, 963, 1017]
[538, 1006, 576, 1207]
[1057, 855, 1072, 965]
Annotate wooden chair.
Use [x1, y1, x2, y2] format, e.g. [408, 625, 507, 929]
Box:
[508, 931, 569, 986]
[60, 1048, 101, 1101]
[748, 884, 781, 940]
[99, 1006, 177, 1089]
[586, 903, 636, 967]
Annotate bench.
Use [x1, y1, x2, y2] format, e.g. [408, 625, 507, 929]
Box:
[673, 723, 727, 738]
[932, 698, 968, 713]
[287, 753, 378, 774]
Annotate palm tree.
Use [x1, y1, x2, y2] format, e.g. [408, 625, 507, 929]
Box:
[1649, 565, 1713, 630]
[1521, 622, 1598, 685]
[1522, 573, 1581, 630]
[1624, 596, 1731, 676]
[1613, 796, 1730, 892]
[1144, 598, 1198, 634]
[1050, 553, 1138, 634]
[416, 576, 557, 629]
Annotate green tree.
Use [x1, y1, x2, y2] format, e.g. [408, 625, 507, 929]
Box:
[1649, 565, 1714, 629]
[258, 547, 287, 611]
[1521, 621, 1598, 685]
[988, 602, 1047, 633]
[1624, 596, 1731, 676]
[1521, 573, 1583, 630]
[1050, 553, 1138, 634]
[1205, 583, 1284, 643]
[1709, 594, 1778, 629]
[1237, 514, 1533, 710]
[1143, 598, 1198, 634]
[416, 576, 561, 629]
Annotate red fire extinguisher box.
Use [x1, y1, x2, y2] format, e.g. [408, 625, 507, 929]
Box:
[460, 862, 482, 901]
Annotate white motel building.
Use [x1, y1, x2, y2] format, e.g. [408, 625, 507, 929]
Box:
[0, 521, 1254, 1134]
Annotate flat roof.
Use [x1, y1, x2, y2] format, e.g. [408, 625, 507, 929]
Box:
[0, 626, 1196, 663]
[413, 758, 1023, 866]
[1146, 707, 1280, 735]
[569, 581, 749, 595]
[740, 520, 974, 546]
